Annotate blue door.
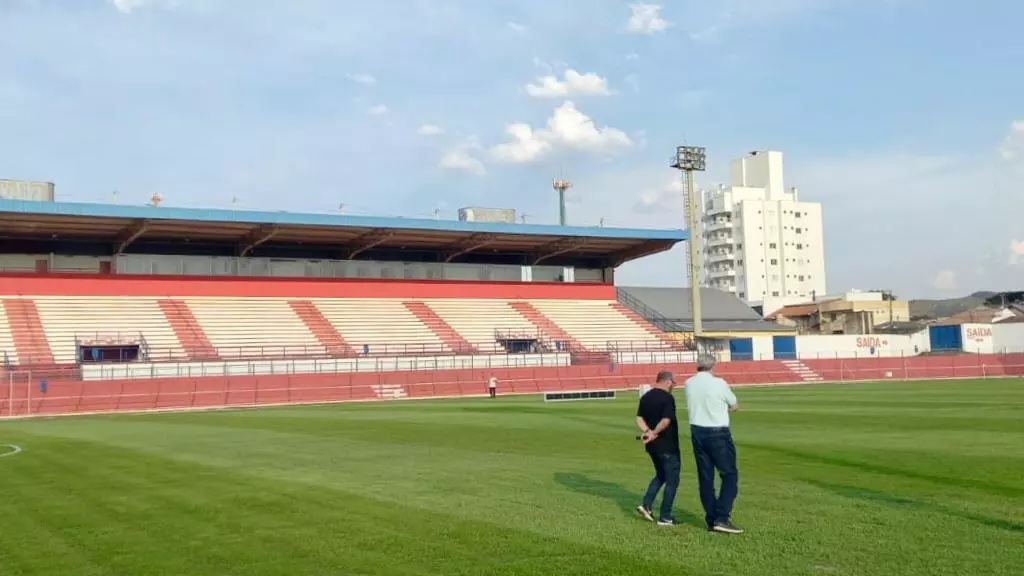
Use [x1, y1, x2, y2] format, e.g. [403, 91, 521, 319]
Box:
[772, 335, 797, 360]
[929, 325, 962, 351]
[729, 338, 754, 361]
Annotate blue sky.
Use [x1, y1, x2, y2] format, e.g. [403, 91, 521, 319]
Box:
[0, 0, 1021, 297]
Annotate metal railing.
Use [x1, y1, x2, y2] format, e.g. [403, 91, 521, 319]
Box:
[615, 288, 688, 333]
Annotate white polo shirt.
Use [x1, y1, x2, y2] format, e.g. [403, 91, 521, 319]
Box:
[684, 371, 738, 428]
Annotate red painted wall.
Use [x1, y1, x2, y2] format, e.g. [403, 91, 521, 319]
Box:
[0, 274, 616, 300]
[3, 353, 1021, 418]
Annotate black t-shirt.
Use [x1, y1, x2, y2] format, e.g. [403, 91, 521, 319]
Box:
[636, 388, 680, 454]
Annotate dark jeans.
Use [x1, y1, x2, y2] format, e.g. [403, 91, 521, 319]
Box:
[642, 450, 681, 521]
[690, 425, 739, 527]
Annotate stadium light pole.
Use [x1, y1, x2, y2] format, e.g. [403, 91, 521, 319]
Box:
[671, 145, 707, 340]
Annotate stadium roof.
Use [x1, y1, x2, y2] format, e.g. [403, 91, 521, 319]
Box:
[0, 198, 687, 267]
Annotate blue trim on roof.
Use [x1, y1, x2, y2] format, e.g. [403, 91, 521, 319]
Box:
[0, 198, 688, 242]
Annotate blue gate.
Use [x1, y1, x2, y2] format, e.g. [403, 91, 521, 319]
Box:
[929, 325, 962, 352]
[729, 338, 754, 361]
[772, 335, 797, 360]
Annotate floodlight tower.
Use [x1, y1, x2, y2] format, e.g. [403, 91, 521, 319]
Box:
[671, 145, 707, 338]
[552, 178, 572, 226]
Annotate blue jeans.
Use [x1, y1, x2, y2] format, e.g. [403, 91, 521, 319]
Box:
[690, 425, 739, 527]
[642, 450, 681, 521]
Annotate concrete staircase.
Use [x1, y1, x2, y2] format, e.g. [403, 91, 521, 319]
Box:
[2, 299, 55, 366]
[610, 302, 681, 349]
[781, 359, 824, 383]
[507, 301, 585, 352]
[158, 300, 218, 360]
[289, 300, 355, 357]
[403, 302, 476, 354]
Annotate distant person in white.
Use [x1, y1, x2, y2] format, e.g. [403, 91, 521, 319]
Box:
[488, 376, 497, 399]
[684, 354, 743, 534]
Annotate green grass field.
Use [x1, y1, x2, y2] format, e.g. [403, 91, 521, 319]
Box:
[0, 379, 1021, 576]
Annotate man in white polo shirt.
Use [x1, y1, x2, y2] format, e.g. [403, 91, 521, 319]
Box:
[684, 354, 743, 534]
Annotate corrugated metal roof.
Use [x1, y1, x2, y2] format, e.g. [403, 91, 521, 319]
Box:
[618, 286, 764, 321]
[766, 303, 819, 320]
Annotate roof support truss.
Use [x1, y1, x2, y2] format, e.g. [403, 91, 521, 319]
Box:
[346, 228, 394, 259]
[114, 219, 149, 254]
[443, 233, 498, 263]
[238, 224, 279, 257]
[530, 237, 589, 266]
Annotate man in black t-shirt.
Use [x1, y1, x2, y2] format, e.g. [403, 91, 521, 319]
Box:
[635, 370, 681, 526]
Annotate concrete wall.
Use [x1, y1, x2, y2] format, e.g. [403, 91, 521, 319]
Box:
[992, 323, 1024, 353]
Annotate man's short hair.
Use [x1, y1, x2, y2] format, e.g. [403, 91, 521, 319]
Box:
[696, 354, 717, 372]
[655, 370, 675, 384]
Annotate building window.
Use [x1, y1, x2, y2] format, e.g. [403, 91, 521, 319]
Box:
[739, 292, 745, 299]
[770, 259, 778, 265]
[769, 242, 777, 249]
[798, 275, 805, 281]
[796, 243, 803, 249]
[772, 291, 780, 297]
[795, 212, 801, 218]
[795, 228, 803, 234]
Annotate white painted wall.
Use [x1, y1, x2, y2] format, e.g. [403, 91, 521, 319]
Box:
[795, 333, 921, 359]
[81, 353, 571, 381]
[992, 323, 1024, 353]
[752, 335, 774, 360]
[961, 324, 995, 354]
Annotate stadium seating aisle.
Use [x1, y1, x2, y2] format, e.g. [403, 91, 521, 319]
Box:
[0, 302, 19, 365]
[529, 299, 668, 350]
[33, 296, 185, 364]
[313, 298, 448, 355]
[422, 299, 541, 351]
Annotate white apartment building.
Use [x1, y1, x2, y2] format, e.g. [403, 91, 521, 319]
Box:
[699, 150, 827, 311]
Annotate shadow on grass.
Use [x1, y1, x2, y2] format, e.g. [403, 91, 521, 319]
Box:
[553, 472, 704, 528]
[803, 478, 1023, 533]
[745, 442, 1023, 498]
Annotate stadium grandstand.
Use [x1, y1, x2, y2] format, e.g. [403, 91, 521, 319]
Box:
[0, 196, 692, 384]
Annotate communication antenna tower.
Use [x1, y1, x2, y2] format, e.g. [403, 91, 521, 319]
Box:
[552, 178, 572, 226]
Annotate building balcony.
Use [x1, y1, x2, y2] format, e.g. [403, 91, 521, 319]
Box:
[705, 236, 734, 248]
[704, 205, 731, 217]
[705, 252, 735, 264]
[703, 221, 733, 233]
[707, 268, 736, 279]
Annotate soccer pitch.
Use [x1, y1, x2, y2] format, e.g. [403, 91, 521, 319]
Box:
[0, 380, 1021, 576]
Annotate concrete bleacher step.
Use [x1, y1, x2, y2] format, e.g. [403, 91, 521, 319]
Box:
[781, 360, 825, 382]
[158, 299, 219, 360]
[507, 301, 585, 352]
[289, 300, 355, 357]
[403, 302, 476, 354]
[1, 299, 55, 366]
[609, 302, 681, 349]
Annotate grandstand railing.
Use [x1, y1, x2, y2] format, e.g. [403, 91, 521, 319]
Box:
[615, 287, 688, 332]
[142, 341, 520, 362]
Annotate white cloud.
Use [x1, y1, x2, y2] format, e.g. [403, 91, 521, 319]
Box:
[998, 120, 1024, 161]
[416, 124, 445, 136]
[367, 104, 389, 116]
[624, 74, 640, 93]
[490, 101, 632, 164]
[632, 179, 679, 214]
[508, 22, 528, 34]
[625, 52, 640, 61]
[347, 73, 377, 85]
[109, 0, 154, 13]
[627, 4, 671, 35]
[933, 270, 957, 291]
[439, 148, 486, 176]
[1010, 239, 1024, 265]
[525, 69, 611, 98]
